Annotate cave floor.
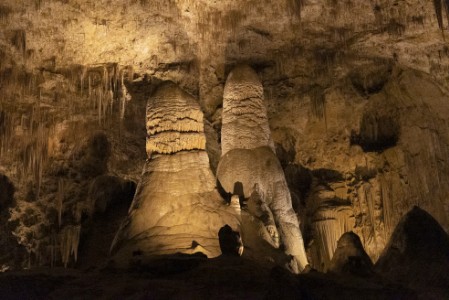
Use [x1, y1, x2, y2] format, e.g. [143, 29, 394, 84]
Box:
[0, 255, 444, 300]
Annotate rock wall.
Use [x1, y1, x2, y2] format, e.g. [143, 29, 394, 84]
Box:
[272, 66, 449, 271]
[1, 0, 449, 270]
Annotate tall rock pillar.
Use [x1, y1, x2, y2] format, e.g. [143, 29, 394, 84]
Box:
[111, 82, 239, 266]
[217, 65, 309, 272]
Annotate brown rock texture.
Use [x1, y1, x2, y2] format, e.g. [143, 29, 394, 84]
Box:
[217, 66, 308, 272]
[221, 65, 275, 155]
[1, 0, 449, 273]
[329, 231, 374, 277]
[375, 206, 449, 292]
[145, 82, 206, 155]
[111, 82, 239, 267]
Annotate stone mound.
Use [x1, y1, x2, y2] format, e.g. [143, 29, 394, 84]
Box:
[329, 232, 374, 277]
[375, 206, 449, 288]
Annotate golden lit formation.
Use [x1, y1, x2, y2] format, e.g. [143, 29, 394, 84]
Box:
[0, 0, 448, 298]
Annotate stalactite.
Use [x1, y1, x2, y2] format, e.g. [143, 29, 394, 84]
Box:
[380, 175, 393, 239]
[0, 110, 13, 158]
[310, 206, 355, 271]
[88, 74, 92, 99]
[310, 86, 326, 119]
[11, 30, 26, 57]
[49, 231, 57, 268]
[107, 63, 119, 95]
[119, 74, 130, 120]
[103, 90, 109, 123]
[34, 0, 42, 10]
[224, 10, 244, 37]
[74, 202, 84, 223]
[434, 0, 449, 37]
[56, 179, 64, 227]
[60, 225, 81, 268]
[126, 65, 134, 81]
[0, 5, 12, 21]
[286, 0, 303, 18]
[444, 1, 449, 28]
[275, 54, 285, 77]
[97, 87, 103, 125]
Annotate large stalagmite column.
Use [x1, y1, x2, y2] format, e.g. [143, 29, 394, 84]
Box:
[220, 65, 275, 156]
[111, 82, 239, 266]
[217, 65, 309, 272]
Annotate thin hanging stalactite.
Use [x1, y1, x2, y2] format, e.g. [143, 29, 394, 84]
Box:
[56, 179, 64, 228]
[434, 0, 443, 28]
[60, 225, 81, 268]
[287, 0, 303, 19]
[434, 0, 448, 38]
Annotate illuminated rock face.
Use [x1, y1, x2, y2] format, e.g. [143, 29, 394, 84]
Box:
[306, 183, 355, 272]
[290, 68, 449, 271]
[2, 0, 449, 273]
[111, 82, 238, 266]
[145, 82, 206, 155]
[217, 66, 308, 272]
[221, 65, 275, 156]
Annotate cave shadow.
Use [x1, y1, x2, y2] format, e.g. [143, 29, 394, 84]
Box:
[216, 179, 247, 205]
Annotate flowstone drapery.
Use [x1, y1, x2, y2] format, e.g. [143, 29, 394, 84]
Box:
[216, 65, 309, 272]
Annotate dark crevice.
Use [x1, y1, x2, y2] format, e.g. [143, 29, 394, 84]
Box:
[349, 61, 392, 96]
[312, 168, 345, 183]
[0, 173, 15, 210]
[355, 166, 378, 181]
[351, 114, 400, 152]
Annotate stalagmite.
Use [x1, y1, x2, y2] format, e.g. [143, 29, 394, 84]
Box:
[216, 65, 309, 272]
[376, 207, 449, 288]
[111, 82, 239, 267]
[329, 232, 374, 276]
[220, 65, 274, 156]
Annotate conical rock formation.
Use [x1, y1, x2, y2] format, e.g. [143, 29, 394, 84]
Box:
[375, 206, 449, 288]
[329, 231, 374, 277]
[217, 65, 309, 272]
[221, 65, 275, 156]
[111, 82, 239, 267]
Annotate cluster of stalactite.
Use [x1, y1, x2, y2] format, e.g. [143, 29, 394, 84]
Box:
[0, 65, 128, 196]
[59, 225, 81, 268]
[309, 206, 355, 271]
[34, 224, 81, 268]
[0, 58, 135, 268]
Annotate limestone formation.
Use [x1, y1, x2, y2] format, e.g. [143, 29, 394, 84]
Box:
[221, 65, 275, 156]
[375, 206, 449, 288]
[329, 232, 374, 277]
[111, 82, 239, 266]
[1, 0, 449, 284]
[145, 82, 206, 155]
[217, 66, 309, 272]
[307, 183, 356, 272]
